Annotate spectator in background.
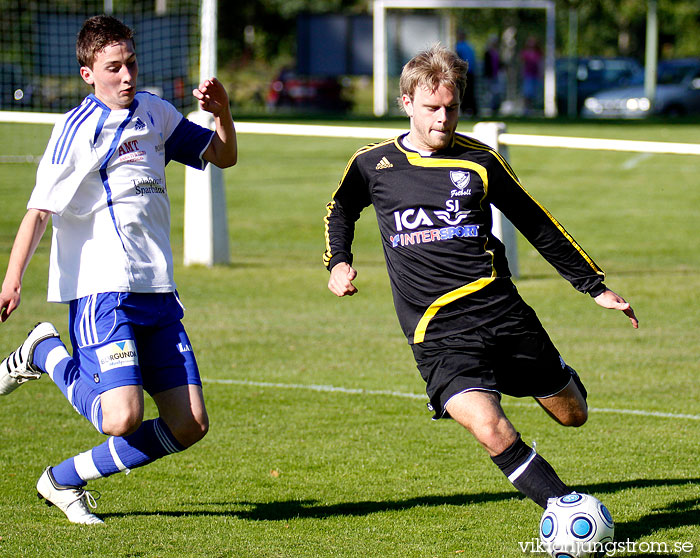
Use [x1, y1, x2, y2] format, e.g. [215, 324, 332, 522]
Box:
[520, 36, 542, 114]
[483, 35, 502, 114]
[455, 30, 477, 116]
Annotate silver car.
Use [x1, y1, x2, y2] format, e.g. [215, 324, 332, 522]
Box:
[582, 58, 700, 118]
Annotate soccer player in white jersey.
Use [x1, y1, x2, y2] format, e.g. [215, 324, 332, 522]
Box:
[0, 15, 237, 524]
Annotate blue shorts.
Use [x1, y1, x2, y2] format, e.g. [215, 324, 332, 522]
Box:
[68, 292, 201, 395]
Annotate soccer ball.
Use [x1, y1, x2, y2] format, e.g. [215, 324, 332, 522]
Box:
[539, 492, 614, 558]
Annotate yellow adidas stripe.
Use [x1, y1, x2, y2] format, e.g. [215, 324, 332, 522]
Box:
[393, 138, 500, 343]
[454, 134, 603, 277]
[323, 138, 397, 266]
[413, 276, 496, 344]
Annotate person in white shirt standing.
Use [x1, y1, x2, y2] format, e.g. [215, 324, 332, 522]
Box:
[0, 15, 237, 524]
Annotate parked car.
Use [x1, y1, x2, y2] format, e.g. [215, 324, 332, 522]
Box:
[266, 69, 351, 113]
[556, 57, 642, 115]
[582, 58, 700, 118]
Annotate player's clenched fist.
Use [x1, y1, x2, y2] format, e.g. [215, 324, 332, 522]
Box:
[193, 77, 229, 117]
[328, 262, 358, 297]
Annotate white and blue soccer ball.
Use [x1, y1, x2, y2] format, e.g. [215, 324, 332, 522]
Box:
[539, 492, 615, 558]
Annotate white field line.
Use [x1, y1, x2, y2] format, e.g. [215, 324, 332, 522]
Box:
[498, 132, 700, 156]
[622, 152, 653, 169]
[3, 113, 694, 417]
[234, 121, 700, 156]
[0, 110, 61, 124]
[2, 113, 699, 156]
[202, 378, 700, 421]
[235, 121, 406, 139]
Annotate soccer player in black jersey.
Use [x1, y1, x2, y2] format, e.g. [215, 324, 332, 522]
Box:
[323, 45, 638, 509]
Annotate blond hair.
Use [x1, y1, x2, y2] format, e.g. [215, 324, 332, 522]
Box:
[398, 44, 468, 111]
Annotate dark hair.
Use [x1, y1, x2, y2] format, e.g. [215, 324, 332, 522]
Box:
[76, 15, 134, 68]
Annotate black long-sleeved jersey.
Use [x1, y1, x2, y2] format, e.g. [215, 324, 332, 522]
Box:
[323, 132, 606, 344]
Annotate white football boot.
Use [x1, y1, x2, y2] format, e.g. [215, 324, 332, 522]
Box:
[36, 467, 104, 525]
[0, 322, 59, 395]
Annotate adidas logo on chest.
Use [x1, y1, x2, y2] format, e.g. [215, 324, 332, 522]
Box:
[376, 156, 393, 170]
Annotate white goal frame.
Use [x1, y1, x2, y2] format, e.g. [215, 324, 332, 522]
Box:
[372, 0, 557, 117]
[184, 0, 229, 267]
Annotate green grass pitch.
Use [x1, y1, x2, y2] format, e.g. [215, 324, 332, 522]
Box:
[0, 119, 698, 557]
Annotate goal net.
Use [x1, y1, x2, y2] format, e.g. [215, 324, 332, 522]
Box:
[0, 0, 228, 267]
[0, 0, 201, 117]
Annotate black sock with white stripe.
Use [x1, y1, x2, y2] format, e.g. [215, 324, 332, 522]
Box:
[490, 434, 569, 508]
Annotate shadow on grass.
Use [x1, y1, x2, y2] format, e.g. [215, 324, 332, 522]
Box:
[104, 477, 698, 543]
[100, 491, 519, 521]
[227, 490, 519, 521]
[99, 490, 518, 522]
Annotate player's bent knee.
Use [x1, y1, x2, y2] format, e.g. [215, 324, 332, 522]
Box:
[188, 418, 209, 445]
[102, 411, 143, 437]
[471, 418, 518, 455]
[170, 416, 209, 448]
[100, 385, 145, 436]
[561, 407, 588, 427]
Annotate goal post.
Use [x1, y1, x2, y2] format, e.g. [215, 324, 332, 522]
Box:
[471, 121, 519, 278]
[183, 0, 230, 266]
[372, 0, 557, 118]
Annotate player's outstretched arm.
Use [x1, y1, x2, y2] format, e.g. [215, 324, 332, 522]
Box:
[0, 209, 51, 322]
[594, 289, 639, 328]
[328, 262, 358, 297]
[194, 77, 238, 168]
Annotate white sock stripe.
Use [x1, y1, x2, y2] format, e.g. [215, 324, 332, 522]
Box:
[153, 419, 179, 454]
[64, 380, 81, 415]
[44, 345, 70, 379]
[155, 420, 179, 454]
[108, 436, 129, 472]
[508, 448, 537, 483]
[66, 381, 76, 405]
[74, 449, 102, 482]
[91, 397, 102, 431]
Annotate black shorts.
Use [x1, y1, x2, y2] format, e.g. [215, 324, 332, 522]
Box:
[411, 300, 571, 419]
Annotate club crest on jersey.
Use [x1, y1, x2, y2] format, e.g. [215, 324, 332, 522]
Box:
[95, 340, 138, 372]
[450, 170, 471, 197]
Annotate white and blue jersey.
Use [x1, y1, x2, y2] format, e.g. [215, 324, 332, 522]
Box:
[28, 92, 215, 393]
[29, 92, 215, 303]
